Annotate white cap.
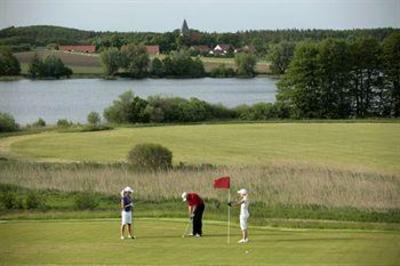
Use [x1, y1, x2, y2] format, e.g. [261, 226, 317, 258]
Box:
[181, 192, 188, 202]
[124, 186, 134, 193]
[237, 188, 248, 195]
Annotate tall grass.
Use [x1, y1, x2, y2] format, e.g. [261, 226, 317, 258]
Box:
[0, 161, 398, 211]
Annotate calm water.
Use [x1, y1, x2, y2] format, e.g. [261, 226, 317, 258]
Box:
[0, 78, 277, 124]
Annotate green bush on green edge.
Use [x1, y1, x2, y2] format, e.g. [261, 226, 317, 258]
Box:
[127, 143, 172, 171]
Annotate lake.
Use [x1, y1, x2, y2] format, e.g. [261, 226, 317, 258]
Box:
[0, 78, 277, 124]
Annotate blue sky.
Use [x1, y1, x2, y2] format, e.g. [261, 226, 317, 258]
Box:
[0, 0, 399, 32]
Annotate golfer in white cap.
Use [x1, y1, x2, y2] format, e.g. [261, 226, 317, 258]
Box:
[120, 186, 134, 240]
[228, 188, 250, 243]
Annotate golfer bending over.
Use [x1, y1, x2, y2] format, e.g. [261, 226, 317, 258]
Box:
[229, 188, 250, 243]
[182, 192, 205, 237]
[120, 186, 135, 240]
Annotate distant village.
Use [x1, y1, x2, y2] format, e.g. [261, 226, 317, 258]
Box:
[59, 20, 256, 56]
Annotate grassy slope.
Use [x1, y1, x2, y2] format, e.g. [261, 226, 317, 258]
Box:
[4, 123, 400, 172]
[16, 50, 102, 75]
[0, 218, 399, 265]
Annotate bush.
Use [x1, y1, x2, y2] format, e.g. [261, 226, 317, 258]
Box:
[0, 192, 24, 209]
[32, 118, 46, 128]
[25, 192, 46, 209]
[103, 91, 149, 123]
[209, 64, 236, 78]
[162, 50, 205, 78]
[0, 112, 19, 132]
[150, 57, 164, 77]
[57, 119, 73, 128]
[127, 143, 173, 171]
[235, 52, 257, 77]
[0, 46, 21, 76]
[28, 54, 72, 79]
[74, 193, 99, 210]
[87, 112, 101, 126]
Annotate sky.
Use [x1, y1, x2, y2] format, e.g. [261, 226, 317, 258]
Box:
[0, 0, 399, 32]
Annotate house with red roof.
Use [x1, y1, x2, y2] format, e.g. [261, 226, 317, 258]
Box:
[145, 45, 160, 55]
[59, 45, 96, 53]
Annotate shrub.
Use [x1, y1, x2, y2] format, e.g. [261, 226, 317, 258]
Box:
[57, 119, 73, 128]
[120, 44, 150, 78]
[127, 143, 173, 171]
[28, 54, 72, 79]
[162, 49, 205, 78]
[150, 57, 164, 77]
[32, 118, 46, 127]
[103, 91, 149, 123]
[0, 112, 19, 132]
[25, 192, 46, 209]
[0, 46, 21, 76]
[210, 64, 236, 78]
[0, 192, 24, 209]
[100, 47, 121, 76]
[87, 112, 101, 126]
[74, 193, 99, 210]
[235, 52, 257, 77]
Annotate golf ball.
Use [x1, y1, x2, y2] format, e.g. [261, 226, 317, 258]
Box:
[245, 251, 249, 254]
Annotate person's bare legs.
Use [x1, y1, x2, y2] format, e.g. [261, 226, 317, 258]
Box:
[128, 224, 133, 238]
[120, 224, 126, 238]
[243, 229, 248, 240]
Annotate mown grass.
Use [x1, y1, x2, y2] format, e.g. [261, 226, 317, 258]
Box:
[2, 123, 399, 172]
[0, 218, 399, 265]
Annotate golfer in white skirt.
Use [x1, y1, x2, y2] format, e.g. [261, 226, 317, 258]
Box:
[120, 186, 135, 240]
[228, 188, 250, 243]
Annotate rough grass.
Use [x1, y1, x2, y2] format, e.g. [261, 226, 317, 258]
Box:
[2, 123, 399, 172]
[0, 218, 399, 265]
[0, 161, 398, 212]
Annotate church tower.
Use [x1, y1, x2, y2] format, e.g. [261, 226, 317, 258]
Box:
[180, 19, 190, 36]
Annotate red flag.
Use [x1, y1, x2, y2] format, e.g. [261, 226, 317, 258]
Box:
[214, 176, 230, 189]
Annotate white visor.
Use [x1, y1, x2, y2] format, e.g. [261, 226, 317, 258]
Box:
[237, 188, 248, 195]
[181, 192, 187, 202]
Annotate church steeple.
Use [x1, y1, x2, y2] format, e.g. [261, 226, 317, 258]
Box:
[181, 19, 190, 36]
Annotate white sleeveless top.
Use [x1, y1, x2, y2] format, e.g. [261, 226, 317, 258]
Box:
[240, 195, 249, 216]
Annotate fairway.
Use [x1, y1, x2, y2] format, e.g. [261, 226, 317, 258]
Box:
[2, 123, 399, 172]
[0, 218, 399, 265]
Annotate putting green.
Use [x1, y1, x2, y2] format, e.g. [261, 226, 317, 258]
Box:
[2, 123, 400, 172]
[0, 218, 399, 265]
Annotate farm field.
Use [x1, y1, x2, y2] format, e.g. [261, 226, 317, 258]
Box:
[1, 123, 399, 172]
[14, 50, 271, 75]
[0, 218, 399, 266]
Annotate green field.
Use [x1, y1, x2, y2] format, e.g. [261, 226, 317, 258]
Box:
[0, 218, 399, 265]
[2, 123, 399, 172]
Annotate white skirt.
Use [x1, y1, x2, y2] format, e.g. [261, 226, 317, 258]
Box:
[239, 214, 249, 230]
[121, 210, 132, 225]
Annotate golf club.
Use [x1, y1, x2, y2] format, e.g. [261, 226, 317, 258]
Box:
[181, 219, 192, 238]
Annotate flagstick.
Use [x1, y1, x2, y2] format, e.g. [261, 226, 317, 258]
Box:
[227, 188, 231, 244]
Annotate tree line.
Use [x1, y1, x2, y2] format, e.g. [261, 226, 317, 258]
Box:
[0, 25, 397, 54]
[277, 32, 400, 118]
[101, 45, 257, 78]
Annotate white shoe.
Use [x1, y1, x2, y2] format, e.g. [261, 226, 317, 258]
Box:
[120, 236, 125, 240]
[195, 234, 201, 238]
[238, 238, 248, 243]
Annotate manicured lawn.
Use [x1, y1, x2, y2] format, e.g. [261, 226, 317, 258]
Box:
[0, 218, 398, 265]
[2, 123, 400, 172]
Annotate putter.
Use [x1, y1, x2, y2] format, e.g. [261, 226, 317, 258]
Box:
[182, 219, 192, 238]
